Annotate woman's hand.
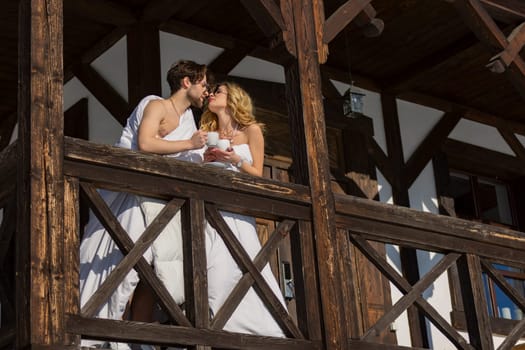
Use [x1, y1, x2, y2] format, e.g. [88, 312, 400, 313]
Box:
[203, 147, 239, 164]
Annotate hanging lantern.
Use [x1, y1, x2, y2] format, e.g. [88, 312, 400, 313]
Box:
[343, 88, 365, 117]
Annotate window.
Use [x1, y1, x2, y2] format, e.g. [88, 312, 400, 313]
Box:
[484, 265, 525, 321]
[448, 172, 514, 227]
[447, 172, 525, 326]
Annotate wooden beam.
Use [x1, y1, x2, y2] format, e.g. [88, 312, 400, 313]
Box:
[64, 26, 129, 83]
[443, 138, 525, 180]
[487, 22, 525, 73]
[127, 22, 162, 106]
[405, 111, 463, 187]
[17, 0, 66, 347]
[380, 93, 407, 199]
[290, 220, 323, 340]
[63, 177, 80, 346]
[240, 0, 286, 37]
[384, 34, 479, 94]
[0, 143, 16, 207]
[456, 254, 494, 349]
[497, 127, 525, 160]
[449, 0, 525, 100]
[284, 0, 347, 348]
[161, 19, 238, 50]
[380, 93, 429, 347]
[208, 45, 255, 75]
[323, 0, 371, 44]
[320, 72, 343, 100]
[64, 0, 136, 26]
[480, 0, 525, 23]
[67, 315, 321, 350]
[279, 0, 297, 58]
[369, 139, 396, 187]
[181, 199, 210, 350]
[64, 98, 89, 140]
[0, 112, 16, 152]
[141, 0, 186, 23]
[73, 63, 130, 126]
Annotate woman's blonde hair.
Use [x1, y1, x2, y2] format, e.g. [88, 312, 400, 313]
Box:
[200, 82, 264, 132]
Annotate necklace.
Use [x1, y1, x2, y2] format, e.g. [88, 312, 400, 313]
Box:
[169, 98, 181, 118]
[219, 123, 238, 142]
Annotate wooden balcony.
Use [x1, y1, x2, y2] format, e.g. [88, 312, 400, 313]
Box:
[1, 137, 525, 349]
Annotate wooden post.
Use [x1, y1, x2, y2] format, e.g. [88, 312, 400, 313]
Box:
[127, 22, 162, 107]
[456, 254, 494, 350]
[381, 93, 428, 346]
[283, 0, 347, 348]
[17, 0, 66, 348]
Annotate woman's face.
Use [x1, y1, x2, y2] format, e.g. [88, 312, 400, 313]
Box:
[207, 84, 228, 113]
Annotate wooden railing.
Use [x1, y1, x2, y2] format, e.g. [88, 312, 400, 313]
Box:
[63, 137, 322, 349]
[334, 194, 525, 349]
[1, 138, 525, 349]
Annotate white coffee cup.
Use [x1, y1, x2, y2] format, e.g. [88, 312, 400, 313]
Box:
[207, 131, 219, 147]
[217, 139, 230, 151]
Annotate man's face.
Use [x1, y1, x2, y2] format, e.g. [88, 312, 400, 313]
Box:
[187, 77, 209, 109]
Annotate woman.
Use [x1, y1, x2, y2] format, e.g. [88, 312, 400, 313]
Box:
[200, 82, 287, 337]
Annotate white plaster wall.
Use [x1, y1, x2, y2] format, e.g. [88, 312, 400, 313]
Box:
[449, 119, 515, 156]
[230, 56, 286, 84]
[397, 99, 442, 161]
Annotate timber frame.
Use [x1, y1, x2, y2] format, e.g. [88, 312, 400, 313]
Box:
[2, 0, 525, 349]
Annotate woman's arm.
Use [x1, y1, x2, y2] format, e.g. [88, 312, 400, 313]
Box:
[137, 100, 206, 155]
[233, 124, 264, 177]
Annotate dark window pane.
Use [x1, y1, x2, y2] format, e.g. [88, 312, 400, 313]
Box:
[449, 174, 475, 220]
[478, 180, 512, 225]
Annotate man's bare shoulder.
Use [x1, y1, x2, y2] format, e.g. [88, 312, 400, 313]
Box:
[143, 99, 167, 120]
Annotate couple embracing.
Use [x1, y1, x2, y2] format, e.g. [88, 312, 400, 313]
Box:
[79, 60, 287, 349]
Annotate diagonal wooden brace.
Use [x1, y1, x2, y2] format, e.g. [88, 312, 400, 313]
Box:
[487, 22, 525, 73]
[323, 0, 372, 44]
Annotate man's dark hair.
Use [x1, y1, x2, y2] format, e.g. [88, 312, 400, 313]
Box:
[166, 60, 208, 94]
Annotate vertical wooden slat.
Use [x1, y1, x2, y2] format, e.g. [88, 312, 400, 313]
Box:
[282, 2, 346, 347]
[456, 254, 494, 350]
[182, 198, 210, 350]
[64, 177, 80, 346]
[290, 220, 322, 341]
[17, 0, 65, 347]
[337, 228, 363, 339]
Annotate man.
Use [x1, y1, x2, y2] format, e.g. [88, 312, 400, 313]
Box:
[79, 60, 210, 350]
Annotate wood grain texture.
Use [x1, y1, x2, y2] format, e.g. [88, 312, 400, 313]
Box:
[17, 0, 65, 347]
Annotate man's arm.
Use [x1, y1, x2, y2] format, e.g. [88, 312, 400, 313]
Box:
[137, 100, 205, 155]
